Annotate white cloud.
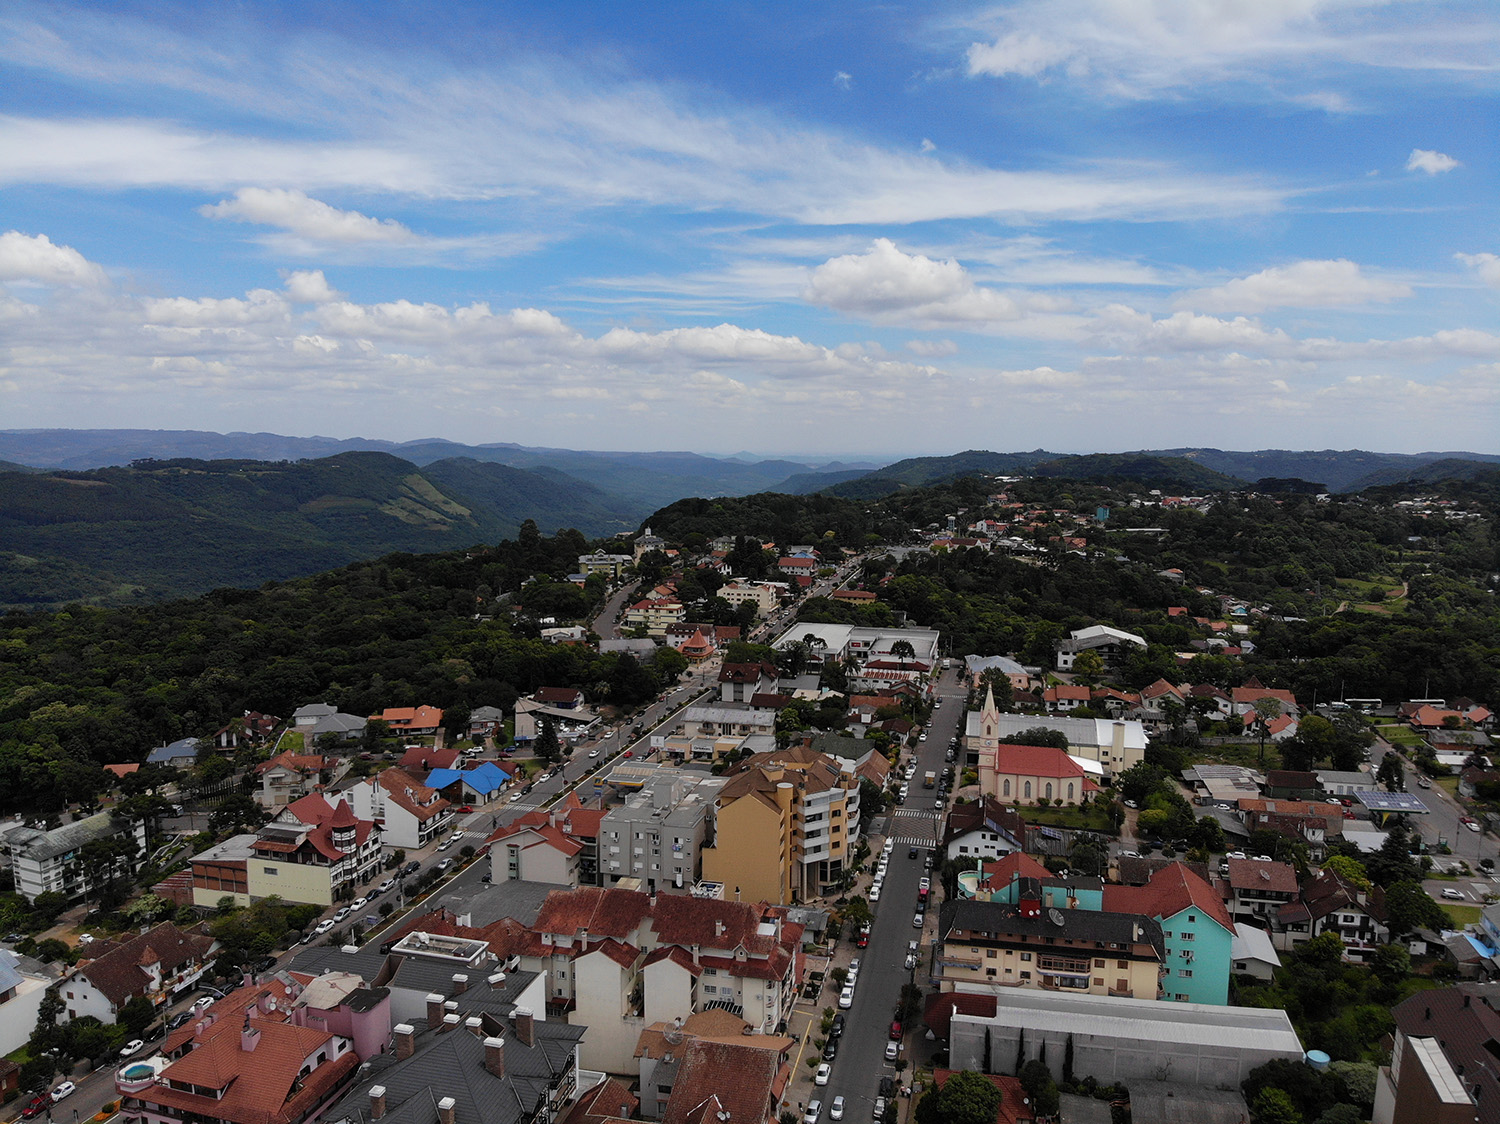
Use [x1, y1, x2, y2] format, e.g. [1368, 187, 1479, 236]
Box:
[906, 339, 958, 357]
[202, 188, 417, 243]
[833, 71, 852, 89]
[1177, 259, 1411, 313]
[1406, 148, 1459, 174]
[806, 239, 969, 314]
[1456, 252, 1500, 287]
[960, 0, 1500, 99]
[143, 288, 288, 328]
[0, 230, 106, 286]
[282, 269, 343, 303]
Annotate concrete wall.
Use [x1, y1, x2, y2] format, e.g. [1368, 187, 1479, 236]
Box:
[248, 859, 333, 906]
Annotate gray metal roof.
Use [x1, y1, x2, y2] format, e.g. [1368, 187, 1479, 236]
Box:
[1, 811, 139, 862]
[952, 988, 1303, 1052]
[940, 898, 1164, 954]
[327, 1011, 584, 1124]
[435, 880, 565, 930]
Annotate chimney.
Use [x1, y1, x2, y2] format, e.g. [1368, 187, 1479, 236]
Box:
[442, 1013, 462, 1033]
[487, 972, 507, 990]
[437, 1097, 457, 1124]
[514, 1007, 535, 1048]
[484, 1036, 506, 1079]
[452, 973, 469, 995]
[426, 993, 445, 1027]
[240, 1015, 260, 1053]
[393, 1023, 416, 1060]
[369, 1086, 387, 1120]
[715, 920, 725, 939]
[464, 1017, 484, 1037]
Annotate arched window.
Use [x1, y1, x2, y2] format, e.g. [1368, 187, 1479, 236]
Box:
[1023, 781, 1032, 799]
[1044, 782, 1053, 800]
[1067, 783, 1075, 801]
[1003, 779, 1011, 797]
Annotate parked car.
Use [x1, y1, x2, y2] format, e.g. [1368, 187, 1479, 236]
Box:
[871, 1097, 886, 1120]
[884, 1040, 899, 1060]
[804, 1101, 822, 1124]
[829, 1013, 845, 1038]
[314, 919, 335, 935]
[838, 985, 854, 1009]
[21, 1095, 50, 1119]
[889, 1019, 903, 1040]
[822, 1037, 839, 1060]
[904, 953, 916, 970]
[378, 878, 396, 894]
[912, 911, 925, 928]
[51, 1082, 77, 1103]
[815, 1063, 831, 1086]
[166, 1011, 192, 1031]
[120, 1038, 145, 1058]
[830, 1097, 845, 1122]
[879, 1076, 895, 1098]
[190, 995, 216, 1013]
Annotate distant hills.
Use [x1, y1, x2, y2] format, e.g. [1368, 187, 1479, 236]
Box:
[1, 428, 1496, 609]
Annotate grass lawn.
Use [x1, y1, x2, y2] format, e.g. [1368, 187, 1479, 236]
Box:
[1376, 724, 1424, 746]
[1018, 802, 1118, 835]
[1441, 903, 1483, 927]
[1194, 741, 1280, 771]
[1437, 775, 1460, 798]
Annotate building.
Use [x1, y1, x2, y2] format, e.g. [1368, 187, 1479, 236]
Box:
[701, 747, 860, 905]
[939, 989, 1304, 1088]
[597, 774, 722, 892]
[718, 662, 779, 703]
[0, 950, 59, 1056]
[424, 762, 515, 810]
[964, 685, 1146, 776]
[487, 812, 585, 886]
[291, 703, 367, 741]
[246, 794, 383, 907]
[376, 706, 445, 737]
[942, 797, 1026, 863]
[344, 768, 455, 850]
[624, 597, 686, 637]
[580, 550, 634, 578]
[678, 702, 777, 739]
[1387, 984, 1500, 1123]
[1103, 864, 1235, 1005]
[516, 886, 803, 1074]
[515, 699, 600, 743]
[1273, 869, 1388, 959]
[1223, 858, 1299, 924]
[255, 750, 330, 808]
[1, 811, 149, 903]
[980, 742, 1101, 806]
[1054, 624, 1147, 671]
[189, 834, 258, 909]
[717, 582, 779, 618]
[115, 974, 380, 1124]
[1374, 1028, 1477, 1124]
[935, 897, 1164, 1000]
[633, 1008, 792, 1123]
[62, 922, 216, 1023]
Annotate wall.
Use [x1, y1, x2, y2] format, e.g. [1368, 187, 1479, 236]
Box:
[248, 859, 333, 906]
[702, 795, 790, 907]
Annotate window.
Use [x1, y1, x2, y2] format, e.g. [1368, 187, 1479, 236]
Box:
[1163, 931, 1171, 938]
[1180, 932, 1194, 941]
[1067, 783, 1074, 800]
[1178, 969, 1193, 978]
[1021, 952, 1032, 962]
[1020, 971, 1031, 980]
[263, 866, 278, 875]
[1002, 780, 1010, 797]
[1023, 781, 1032, 799]
[1094, 978, 1104, 986]
[986, 968, 996, 977]
[1044, 782, 1053, 800]
[1117, 960, 1128, 969]
[1094, 959, 1105, 968]
[986, 949, 996, 958]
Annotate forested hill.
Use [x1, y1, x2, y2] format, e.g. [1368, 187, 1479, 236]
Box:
[0, 452, 639, 609]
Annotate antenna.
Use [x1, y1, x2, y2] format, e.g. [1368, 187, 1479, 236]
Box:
[1048, 907, 1065, 927]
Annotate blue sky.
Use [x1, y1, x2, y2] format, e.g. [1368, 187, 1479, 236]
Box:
[1, 0, 1497, 457]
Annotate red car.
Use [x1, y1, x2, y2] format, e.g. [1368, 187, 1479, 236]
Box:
[889, 1020, 902, 1040]
[21, 1095, 50, 1120]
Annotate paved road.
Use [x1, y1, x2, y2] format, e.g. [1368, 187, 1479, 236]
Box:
[815, 669, 967, 1123]
[1370, 737, 1493, 869]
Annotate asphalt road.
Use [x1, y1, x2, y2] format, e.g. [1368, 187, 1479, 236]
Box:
[815, 669, 966, 1124]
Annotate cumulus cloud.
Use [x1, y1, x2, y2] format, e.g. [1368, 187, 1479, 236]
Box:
[0, 230, 106, 286]
[1177, 259, 1411, 313]
[143, 288, 289, 328]
[201, 188, 417, 243]
[1406, 149, 1459, 175]
[833, 71, 852, 89]
[1457, 252, 1500, 287]
[282, 269, 343, 303]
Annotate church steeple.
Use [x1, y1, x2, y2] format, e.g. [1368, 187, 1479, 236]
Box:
[981, 682, 999, 739]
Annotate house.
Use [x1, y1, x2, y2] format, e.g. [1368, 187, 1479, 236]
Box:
[718, 662, 779, 703]
[0, 811, 149, 903]
[935, 897, 1164, 1000]
[1274, 869, 1388, 959]
[1238, 798, 1344, 860]
[679, 702, 777, 740]
[376, 706, 445, 737]
[579, 549, 634, 578]
[146, 737, 201, 767]
[701, 746, 860, 904]
[517, 885, 804, 1073]
[1223, 858, 1300, 924]
[969, 852, 1104, 912]
[291, 702, 367, 741]
[1054, 624, 1147, 671]
[1263, 770, 1321, 800]
[62, 922, 216, 1023]
[486, 812, 585, 886]
[344, 768, 455, 850]
[1042, 684, 1091, 713]
[1385, 985, 1500, 1123]
[1317, 768, 1380, 798]
[210, 711, 280, 750]
[255, 750, 330, 808]
[399, 746, 463, 773]
[981, 743, 1100, 806]
[1231, 923, 1282, 982]
[424, 762, 515, 809]
[246, 794, 383, 907]
[942, 796, 1026, 863]
[776, 556, 817, 577]
[467, 705, 507, 739]
[1104, 863, 1236, 1005]
[536, 688, 586, 710]
[0, 949, 60, 1056]
[118, 974, 387, 1124]
[1230, 682, 1300, 718]
[189, 834, 258, 909]
[636, 1010, 793, 1124]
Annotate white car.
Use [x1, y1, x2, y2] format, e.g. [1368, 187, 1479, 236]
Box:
[846, 966, 859, 986]
[830, 1097, 845, 1121]
[869, 884, 881, 902]
[882, 838, 894, 853]
[907, 939, 919, 953]
[588, 749, 600, 758]
[849, 957, 860, 972]
[838, 985, 854, 1009]
[378, 878, 396, 894]
[510, 791, 525, 802]
[314, 919, 335, 935]
[50, 1083, 76, 1104]
[120, 1039, 145, 1058]
[437, 837, 455, 851]
[1442, 888, 1466, 900]
[919, 733, 927, 742]
[804, 1101, 822, 1124]
[436, 858, 453, 872]
[904, 953, 917, 970]
[190, 995, 215, 1013]
[871, 1097, 886, 1121]
[885, 1040, 900, 1060]
[332, 906, 351, 922]
[913, 911, 925, 928]
[815, 1063, 831, 1086]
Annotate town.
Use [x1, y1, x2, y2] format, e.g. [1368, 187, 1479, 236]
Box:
[2, 476, 1498, 1124]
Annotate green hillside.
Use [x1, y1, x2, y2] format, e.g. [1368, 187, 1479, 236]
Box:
[1030, 453, 1244, 492]
[0, 452, 623, 609]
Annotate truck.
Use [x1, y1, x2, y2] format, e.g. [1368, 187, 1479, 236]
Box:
[924, 771, 936, 789]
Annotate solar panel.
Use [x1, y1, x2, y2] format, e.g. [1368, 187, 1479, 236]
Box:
[1355, 791, 1430, 813]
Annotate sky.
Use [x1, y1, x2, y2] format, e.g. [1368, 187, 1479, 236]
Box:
[1, 0, 1498, 458]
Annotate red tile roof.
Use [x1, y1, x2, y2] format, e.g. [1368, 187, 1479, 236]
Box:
[72, 922, 216, 1008]
[662, 1037, 788, 1124]
[922, 992, 997, 1038]
[992, 744, 1096, 781]
[931, 1071, 1034, 1124]
[1102, 862, 1234, 933]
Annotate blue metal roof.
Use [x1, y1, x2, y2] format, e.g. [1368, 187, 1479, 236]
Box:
[426, 761, 512, 795]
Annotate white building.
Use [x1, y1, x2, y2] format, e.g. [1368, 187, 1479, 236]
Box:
[1, 812, 148, 903]
[343, 767, 455, 851]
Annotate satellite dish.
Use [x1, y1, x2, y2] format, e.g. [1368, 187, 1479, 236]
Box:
[1048, 907, 1065, 927]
